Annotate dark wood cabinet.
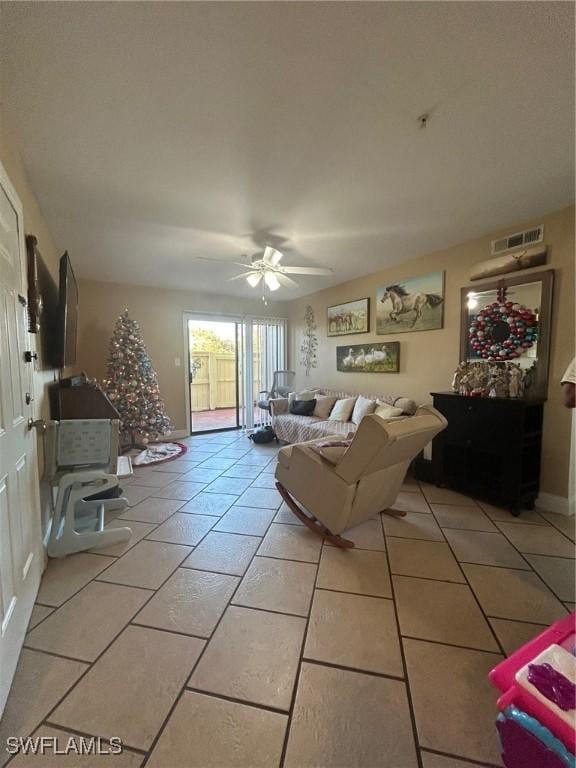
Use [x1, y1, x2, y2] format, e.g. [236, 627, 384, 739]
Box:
[430, 392, 545, 514]
[50, 378, 120, 420]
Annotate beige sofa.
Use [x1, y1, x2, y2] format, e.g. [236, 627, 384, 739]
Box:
[275, 406, 447, 546]
[270, 387, 417, 443]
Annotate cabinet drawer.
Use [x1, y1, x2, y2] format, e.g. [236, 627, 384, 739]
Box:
[434, 396, 523, 452]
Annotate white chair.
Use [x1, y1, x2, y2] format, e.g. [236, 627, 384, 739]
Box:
[45, 419, 132, 557]
[257, 370, 296, 423]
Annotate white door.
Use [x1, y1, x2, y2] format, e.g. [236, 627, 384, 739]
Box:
[0, 165, 43, 716]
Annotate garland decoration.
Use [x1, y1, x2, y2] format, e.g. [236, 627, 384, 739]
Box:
[469, 287, 538, 361]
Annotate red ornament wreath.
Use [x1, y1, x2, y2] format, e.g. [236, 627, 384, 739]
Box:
[469, 287, 538, 361]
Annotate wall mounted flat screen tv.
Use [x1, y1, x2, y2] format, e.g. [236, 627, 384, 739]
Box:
[26, 235, 59, 369]
[55, 252, 79, 369]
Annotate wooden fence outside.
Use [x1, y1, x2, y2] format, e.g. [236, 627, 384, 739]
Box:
[190, 352, 261, 412]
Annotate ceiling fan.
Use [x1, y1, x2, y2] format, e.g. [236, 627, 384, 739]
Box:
[195, 246, 333, 295]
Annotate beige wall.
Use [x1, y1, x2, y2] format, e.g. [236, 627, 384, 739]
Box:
[288, 206, 575, 499]
[75, 279, 288, 431]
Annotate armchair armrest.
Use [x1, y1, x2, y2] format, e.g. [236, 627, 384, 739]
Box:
[270, 397, 289, 417]
[290, 443, 344, 478]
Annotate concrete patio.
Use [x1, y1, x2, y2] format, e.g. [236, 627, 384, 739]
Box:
[191, 406, 264, 433]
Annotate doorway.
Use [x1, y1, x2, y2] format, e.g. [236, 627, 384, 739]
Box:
[0, 164, 43, 715]
[187, 318, 241, 433]
[184, 313, 287, 435]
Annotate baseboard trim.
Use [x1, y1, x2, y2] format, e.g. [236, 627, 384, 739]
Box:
[168, 429, 189, 440]
[536, 492, 573, 517]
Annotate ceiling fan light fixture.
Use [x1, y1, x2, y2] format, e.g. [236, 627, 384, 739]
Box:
[246, 273, 262, 288]
[264, 271, 280, 291]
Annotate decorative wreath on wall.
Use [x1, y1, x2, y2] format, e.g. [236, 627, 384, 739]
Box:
[469, 288, 539, 361]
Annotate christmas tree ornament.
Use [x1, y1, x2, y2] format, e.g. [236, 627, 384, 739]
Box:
[103, 310, 173, 449]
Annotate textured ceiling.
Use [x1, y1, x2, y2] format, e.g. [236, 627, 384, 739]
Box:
[1, 1, 574, 299]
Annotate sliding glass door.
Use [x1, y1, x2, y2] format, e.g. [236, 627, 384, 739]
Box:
[185, 314, 287, 434]
[250, 319, 287, 428]
[187, 318, 241, 433]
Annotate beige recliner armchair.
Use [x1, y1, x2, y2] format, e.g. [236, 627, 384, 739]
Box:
[275, 406, 447, 547]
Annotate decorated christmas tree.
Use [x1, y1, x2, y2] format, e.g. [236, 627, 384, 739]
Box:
[103, 310, 172, 448]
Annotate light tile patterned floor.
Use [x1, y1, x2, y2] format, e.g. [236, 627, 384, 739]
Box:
[1, 430, 574, 767]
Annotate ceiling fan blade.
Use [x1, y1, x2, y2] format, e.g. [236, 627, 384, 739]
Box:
[281, 266, 333, 276]
[246, 272, 263, 288]
[192, 256, 249, 268]
[277, 273, 299, 288]
[263, 246, 283, 266]
[228, 271, 259, 281]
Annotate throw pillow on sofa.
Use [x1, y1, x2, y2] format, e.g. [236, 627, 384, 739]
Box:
[289, 399, 317, 416]
[313, 395, 338, 419]
[374, 401, 404, 419]
[329, 396, 357, 422]
[351, 395, 377, 425]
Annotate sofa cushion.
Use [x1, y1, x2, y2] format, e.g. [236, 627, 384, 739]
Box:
[313, 395, 338, 419]
[314, 420, 356, 438]
[374, 402, 404, 419]
[276, 414, 322, 424]
[317, 389, 417, 416]
[273, 414, 325, 444]
[290, 399, 316, 416]
[330, 397, 357, 422]
[351, 396, 377, 425]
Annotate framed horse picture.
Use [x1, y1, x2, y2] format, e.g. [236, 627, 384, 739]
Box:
[327, 298, 370, 336]
[376, 271, 445, 334]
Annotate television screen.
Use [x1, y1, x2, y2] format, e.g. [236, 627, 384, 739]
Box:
[56, 252, 79, 368]
[26, 235, 60, 369]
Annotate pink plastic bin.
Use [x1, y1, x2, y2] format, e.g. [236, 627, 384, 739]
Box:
[490, 613, 576, 752]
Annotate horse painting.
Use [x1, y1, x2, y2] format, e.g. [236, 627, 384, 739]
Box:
[328, 310, 367, 334]
[327, 298, 370, 336]
[376, 272, 444, 334]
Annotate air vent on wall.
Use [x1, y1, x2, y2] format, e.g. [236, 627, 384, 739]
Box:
[491, 225, 544, 255]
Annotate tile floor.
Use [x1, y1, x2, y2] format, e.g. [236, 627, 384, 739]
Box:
[1, 430, 574, 768]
